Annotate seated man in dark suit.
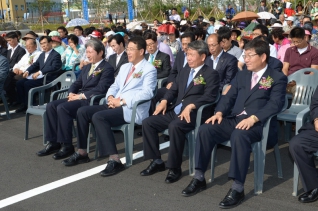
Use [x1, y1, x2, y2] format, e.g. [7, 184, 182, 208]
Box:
[140, 41, 220, 183]
[289, 87, 318, 204]
[205, 33, 238, 92]
[181, 39, 287, 209]
[15, 36, 62, 112]
[60, 37, 157, 177]
[0, 54, 9, 96]
[107, 34, 128, 76]
[36, 39, 114, 160]
[3, 31, 26, 105]
[149, 32, 195, 114]
[143, 31, 171, 79]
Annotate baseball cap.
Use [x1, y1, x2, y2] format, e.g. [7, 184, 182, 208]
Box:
[90, 30, 102, 38]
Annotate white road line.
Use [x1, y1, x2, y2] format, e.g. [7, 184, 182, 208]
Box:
[0, 141, 170, 208]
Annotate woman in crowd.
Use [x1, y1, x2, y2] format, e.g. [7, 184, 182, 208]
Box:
[167, 25, 181, 58]
[271, 28, 291, 52]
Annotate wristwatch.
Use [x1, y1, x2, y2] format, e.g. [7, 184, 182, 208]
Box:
[120, 99, 124, 106]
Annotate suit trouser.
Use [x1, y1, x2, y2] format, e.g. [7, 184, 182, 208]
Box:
[16, 78, 44, 105]
[76, 105, 126, 156]
[195, 115, 262, 184]
[289, 129, 318, 192]
[4, 71, 17, 103]
[142, 110, 196, 169]
[45, 98, 89, 143]
[149, 87, 167, 115]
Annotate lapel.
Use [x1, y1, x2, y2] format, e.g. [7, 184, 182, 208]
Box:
[83, 60, 105, 87]
[144, 54, 149, 60]
[244, 67, 271, 102]
[41, 49, 55, 70]
[116, 52, 127, 69]
[215, 53, 225, 71]
[9, 46, 21, 61]
[7, 49, 11, 60]
[183, 65, 206, 97]
[122, 60, 145, 89]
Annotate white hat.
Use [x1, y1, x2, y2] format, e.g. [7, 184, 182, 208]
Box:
[134, 25, 142, 30]
[271, 23, 283, 28]
[105, 31, 115, 37]
[214, 25, 222, 31]
[203, 19, 210, 23]
[286, 16, 295, 22]
[180, 20, 187, 25]
[286, 2, 292, 8]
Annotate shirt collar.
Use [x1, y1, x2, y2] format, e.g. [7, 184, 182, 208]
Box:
[45, 49, 53, 55]
[211, 50, 223, 61]
[150, 49, 159, 58]
[117, 50, 124, 57]
[253, 64, 268, 79]
[192, 64, 205, 77]
[92, 59, 104, 69]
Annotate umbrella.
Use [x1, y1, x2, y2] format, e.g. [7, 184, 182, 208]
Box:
[257, 12, 276, 20]
[126, 21, 144, 30]
[244, 21, 259, 32]
[66, 18, 90, 28]
[232, 11, 259, 22]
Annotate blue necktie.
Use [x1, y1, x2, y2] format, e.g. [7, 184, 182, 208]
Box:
[174, 69, 195, 114]
[149, 54, 154, 63]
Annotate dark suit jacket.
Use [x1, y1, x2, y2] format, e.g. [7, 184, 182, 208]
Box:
[108, 51, 128, 76]
[0, 55, 9, 94]
[300, 86, 318, 131]
[145, 50, 171, 79]
[68, 60, 115, 100]
[164, 64, 220, 114]
[27, 49, 62, 75]
[167, 50, 186, 83]
[205, 52, 238, 91]
[0, 47, 8, 58]
[7, 45, 26, 69]
[216, 67, 287, 124]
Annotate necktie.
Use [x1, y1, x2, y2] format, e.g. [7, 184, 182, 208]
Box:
[149, 54, 154, 63]
[174, 69, 195, 114]
[88, 64, 95, 77]
[251, 72, 258, 89]
[125, 66, 135, 84]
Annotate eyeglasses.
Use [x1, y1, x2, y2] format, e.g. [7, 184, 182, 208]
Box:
[252, 33, 262, 36]
[146, 42, 156, 47]
[208, 43, 219, 48]
[126, 48, 139, 52]
[242, 53, 258, 59]
[291, 39, 303, 45]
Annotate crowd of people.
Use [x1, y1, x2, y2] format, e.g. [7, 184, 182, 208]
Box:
[0, 4, 318, 209]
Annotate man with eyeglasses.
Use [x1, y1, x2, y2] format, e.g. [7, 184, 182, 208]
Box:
[182, 39, 287, 209]
[205, 33, 238, 92]
[282, 27, 318, 76]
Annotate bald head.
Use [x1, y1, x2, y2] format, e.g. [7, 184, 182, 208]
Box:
[25, 39, 37, 54]
[207, 34, 222, 57]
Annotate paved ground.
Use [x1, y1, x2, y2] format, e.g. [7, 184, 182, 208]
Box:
[0, 106, 317, 211]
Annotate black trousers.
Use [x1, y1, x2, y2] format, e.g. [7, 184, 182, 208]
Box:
[76, 105, 127, 156]
[195, 116, 263, 184]
[142, 110, 196, 169]
[16, 78, 44, 105]
[289, 128, 318, 192]
[4, 71, 18, 103]
[45, 98, 89, 143]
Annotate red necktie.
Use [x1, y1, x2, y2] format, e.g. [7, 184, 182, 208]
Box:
[125, 66, 135, 84]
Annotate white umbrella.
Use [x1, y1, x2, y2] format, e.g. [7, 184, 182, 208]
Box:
[66, 18, 90, 28]
[126, 21, 144, 30]
[257, 12, 276, 20]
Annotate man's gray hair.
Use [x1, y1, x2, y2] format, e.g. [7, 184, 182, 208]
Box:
[85, 39, 105, 58]
[187, 40, 209, 57]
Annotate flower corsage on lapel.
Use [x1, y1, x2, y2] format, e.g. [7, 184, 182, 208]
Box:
[28, 55, 34, 65]
[259, 76, 274, 90]
[133, 71, 143, 78]
[152, 60, 162, 68]
[92, 68, 103, 77]
[193, 74, 206, 85]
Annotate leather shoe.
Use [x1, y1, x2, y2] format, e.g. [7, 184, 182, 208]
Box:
[52, 145, 75, 160]
[140, 161, 165, 176]
[165, 168, 182, 183]
[62, 152, 90, 166]
[182, 178, 206, 197]
[15, 105, 27, 113]
[36, 142, 61, 156]
[100, 160, 125, 177]
[298, 188, 318, 203]
[219, 188, 245, 209]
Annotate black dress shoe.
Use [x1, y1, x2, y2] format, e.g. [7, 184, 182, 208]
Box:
[52, 145, 75, 160]
[9, 101, 20, 108]
[100, 160, 125, 177]
[140, 161, 165, 176]
[164, 135, 170, 141]
[165, 168, 182, 183]
[219, 188, 245, 209]
[182, 178, 207, 197]
[62, 152, 90, 166]
[298, 188, 318, 203]
[36, 142, 61, 156]
[15, 105, 27, 113]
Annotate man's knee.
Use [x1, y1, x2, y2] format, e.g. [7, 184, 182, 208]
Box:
[289, 135, 302, 154]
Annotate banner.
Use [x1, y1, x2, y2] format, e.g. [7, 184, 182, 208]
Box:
[127, 0, 134, 21]
[82, 0, 89, 21]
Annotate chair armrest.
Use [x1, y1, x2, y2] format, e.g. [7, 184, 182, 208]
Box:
[50, 88, 69, 102]
[27, 81, 58, 107]
[296, 107, 310, 134]
[43, 68, 62, 85]
[99, 98, 106, 105]
[130, 99, 151, 125]
[158, 77, 168, 89]
[90, 94, 105, 105]
[72, 63, 80, 72]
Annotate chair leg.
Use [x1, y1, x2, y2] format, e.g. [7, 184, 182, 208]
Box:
[284, 122, 292, 142]
[2, 93, 10, 119]
[125, 126, 133, 167]
[253, 142, 265, 195]
[210, 146, 217, 182]
[273, 144, 283, 178]
[292, 162, 300, 196]
[42, 112, 47, 145]
[25, 113, 30, 140]
[87, 123, 92, 153]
